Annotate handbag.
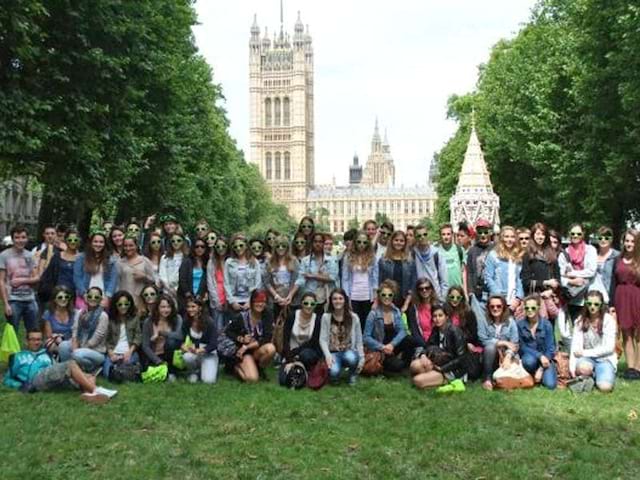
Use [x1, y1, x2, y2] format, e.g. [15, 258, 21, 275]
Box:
[361, 350, 384, 376]
[217, 333, 238, 359]
[172, 336, 193, 370]
[307, 360, 329, 390]
[426, 346, 453, 367]
[493, 360, 534, 390]
[272, 306, 288, 354]
[109, 363, 142, 383]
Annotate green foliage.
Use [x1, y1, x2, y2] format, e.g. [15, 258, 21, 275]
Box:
[308, 207, 330, 233]
[0, 0, 292, 236]
[347, 217, 361, 231]
[375, 211, 391, 227]
[435, 0, 640, 233]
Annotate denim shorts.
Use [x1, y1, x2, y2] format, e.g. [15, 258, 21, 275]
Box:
[32, 361, 73, 391]
[575, 358, 616, 387]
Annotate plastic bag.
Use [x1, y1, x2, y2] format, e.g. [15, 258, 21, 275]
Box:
[0, 324, 20, 364]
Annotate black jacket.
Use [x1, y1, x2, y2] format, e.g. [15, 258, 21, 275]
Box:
[282, 310, 321, 361]
[182, 315, 217, 354]
[225, 310, 274, 348]
[425, 323, 470, 378]
[456, 309, 480, 349]
[177, 257, 208, 308]
[406, 304, 430, 350]
[520, 252, 561, 294]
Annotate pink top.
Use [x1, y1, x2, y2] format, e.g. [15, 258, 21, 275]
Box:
[417, 304, 432, 341]
[216, 267, 226, 306]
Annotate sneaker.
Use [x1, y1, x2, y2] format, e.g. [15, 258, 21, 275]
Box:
[436, 379, 465, 394]
[187, 373, 199, 384]
[623, 368, 640, 380]
[167, 373, 177, 383]
[94, 386, 118, 398]
[80, 392, 110, 405]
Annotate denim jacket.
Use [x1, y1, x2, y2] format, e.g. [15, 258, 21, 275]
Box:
[73, 253, 118, 298]
[483, 250, 524, 303]
[477, 314, 519, 347]
[378, 257, 416, 298]
[595, 249, 620, 303]
[341, 254, 378, 301]
[223, 257, 262, 305]
[296, 254, 339, 298]
[363, 305, 407, 351]
[517, 318, 555, 360]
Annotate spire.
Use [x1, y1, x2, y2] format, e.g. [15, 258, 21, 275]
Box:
[251, 14, 260, 37]
[371, 117, 381, 149]
[456, 125, 494, 193]
[280, 0, 284, 36]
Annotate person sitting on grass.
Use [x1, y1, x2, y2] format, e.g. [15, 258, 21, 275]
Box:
[477, 295, 519, 390]
[3, 330, 116, 404]
[221, 289, 276, 383]
[569, 290, 617, 392]
[104, 290, 142, 380]
[42, 285, 78, 361]
[517, 294, 557, 389]
[181, 295, 219, 384]
[281, 291, 323, 370]
[363, 280, 414, 375]
[70, 286, 109, 373]
[410, 304, 469, 392]
[319, 288, 364, 386]
[445, 286, 483, 381]
[141, 294, 184, 382]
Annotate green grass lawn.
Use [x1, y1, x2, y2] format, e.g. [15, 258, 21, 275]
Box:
[2, 318, 640, 479]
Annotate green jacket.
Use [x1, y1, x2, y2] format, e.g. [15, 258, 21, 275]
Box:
[105, 315, 142, 353]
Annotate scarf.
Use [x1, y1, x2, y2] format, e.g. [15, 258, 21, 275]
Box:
[78, 306, 103, 345]
[567, 242, 586, 270]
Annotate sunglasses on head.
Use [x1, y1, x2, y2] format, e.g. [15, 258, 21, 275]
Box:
[87, 293, 102, 301]
[570, 232, 583, 238]
[55, 293, 71, 301]
[116, 301, 131, 308]
[302, 300, 316, 307]
[142, 291, 157, 299]
[598, 235, 612, 241]
[585, 301, 602, 308]
[524, 306, 538, 312]
[448, 294, 463, 301]
[380, 292, 394, 299]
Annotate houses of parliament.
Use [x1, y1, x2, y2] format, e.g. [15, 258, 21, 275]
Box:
[248, 10, 438, 233]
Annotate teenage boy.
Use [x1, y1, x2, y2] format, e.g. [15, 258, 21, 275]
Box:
[437, 224, 465, 290]
[413, 224, 448, 301]
[0, 225, 40, 333]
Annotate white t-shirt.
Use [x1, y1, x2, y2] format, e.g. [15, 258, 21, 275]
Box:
[351, 268, 370, 301]
[89, 265, 104, 292]
[113, 324, 129, 355]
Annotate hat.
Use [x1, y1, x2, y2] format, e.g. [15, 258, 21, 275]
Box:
[475, 219, 492, 229]
[252, 290, 268, 304]
[159, 214, 177, 224]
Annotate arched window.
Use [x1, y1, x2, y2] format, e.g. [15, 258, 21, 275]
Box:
[284, 152, 291, 180]
[265, 153, 272, 180]
[283, 97, 290, 126]
[265, 98, 272, 127]
[274, 98, 281, 126]
[275, 152, 282, 179]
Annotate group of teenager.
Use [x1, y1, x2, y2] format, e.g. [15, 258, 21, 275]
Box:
[1, 213, 639, 402]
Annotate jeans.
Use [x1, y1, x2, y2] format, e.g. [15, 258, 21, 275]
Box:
[183, 352, 219, 384]
[7, 300, 38, 332]
[71, 348, 105, 372]
[576, 358, 616, 390]
[521, 353, 557, 389]
[103, 352, 140, 379]
[482, 343, 499, 381]
[329, 350, 359, 381]
[58, 340, 73, 362]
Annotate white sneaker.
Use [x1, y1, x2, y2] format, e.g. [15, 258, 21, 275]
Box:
[187, 373, 199, 384]
[80, 392, 110, 405]
[167, 373, 177, 383]
[94, 386, 118, 398]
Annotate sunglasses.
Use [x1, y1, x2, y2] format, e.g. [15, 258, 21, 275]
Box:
[207, 235, 217, 241]
[379, 231, 391, 237]
[276, 244, 288, 249]
[570, 232, 583, 238]
[251, 245, 263, 251]
[519, 237, 530, 242]
[196, 226, 208, 232]
[302, 300, 316, 307]
[194, 244, 206, 250]
[598, 235, 612, 241]
[55, 293, 71, 301]
[87, 293, 102, 301]
[142, 291, 157, 299]
[171, 239, 184, 245]
[477, 229, 490, 236]
[585, 301, 602, 308]
[415, 233, 428, 239]
[150, 239, 162, 246]
[418, 286, 432, 291]
[448, 294, 463, 301]
[524, 306, 538, 312]
[233, 243, 246, 250]
[356, 240, 368, 245]
[215, 244, 227, 250]
[295, 240, 306, 246]
[380, 292, 394, 299]
[128, 227, 140, 232]
[266, 236, 275, 242]
[66, 237, 79, 244]
[489, 304, 504, 310]
[116, 301, 131, 308]
[300, 224, 313, 230]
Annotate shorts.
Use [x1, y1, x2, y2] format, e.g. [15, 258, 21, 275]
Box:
[32, 361, 74, 391]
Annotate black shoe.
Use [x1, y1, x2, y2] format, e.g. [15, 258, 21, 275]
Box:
[623, 368, 640, 380]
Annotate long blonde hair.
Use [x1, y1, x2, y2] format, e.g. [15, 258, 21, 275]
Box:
[347, 231, 375, 269]
[494, 226, 523, 263]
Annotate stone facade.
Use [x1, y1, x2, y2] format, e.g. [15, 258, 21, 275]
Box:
[449, 122, 500, 229]
[0, 178, 41, 237]
[249, 11, 436, 234]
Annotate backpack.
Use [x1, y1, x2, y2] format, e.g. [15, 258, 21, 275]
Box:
[109, 363, 142, 383]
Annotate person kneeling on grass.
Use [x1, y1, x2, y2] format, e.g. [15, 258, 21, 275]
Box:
[3, 330, 116, 403]
[569, 290, 617, 392]
[70, 286, 109, 373]
[517, 295, 557, 389]
[410, 304, 469, 392]
[319, 288, 364, 386]
[103, 290, 142, 380]
[181, 295, 219, 384]
[221, 289, 276, 383]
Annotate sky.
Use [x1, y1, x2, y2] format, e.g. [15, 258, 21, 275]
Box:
[193, 0, 537, 186]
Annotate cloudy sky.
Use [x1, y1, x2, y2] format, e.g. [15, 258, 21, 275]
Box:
[194, 0, 537, 186]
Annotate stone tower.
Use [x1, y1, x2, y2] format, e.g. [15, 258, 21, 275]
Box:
[449, 118, 500, 228]
[362, 119, 396, 187]
[249, 9, 314, 219]
[349, 154, 362, 185]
